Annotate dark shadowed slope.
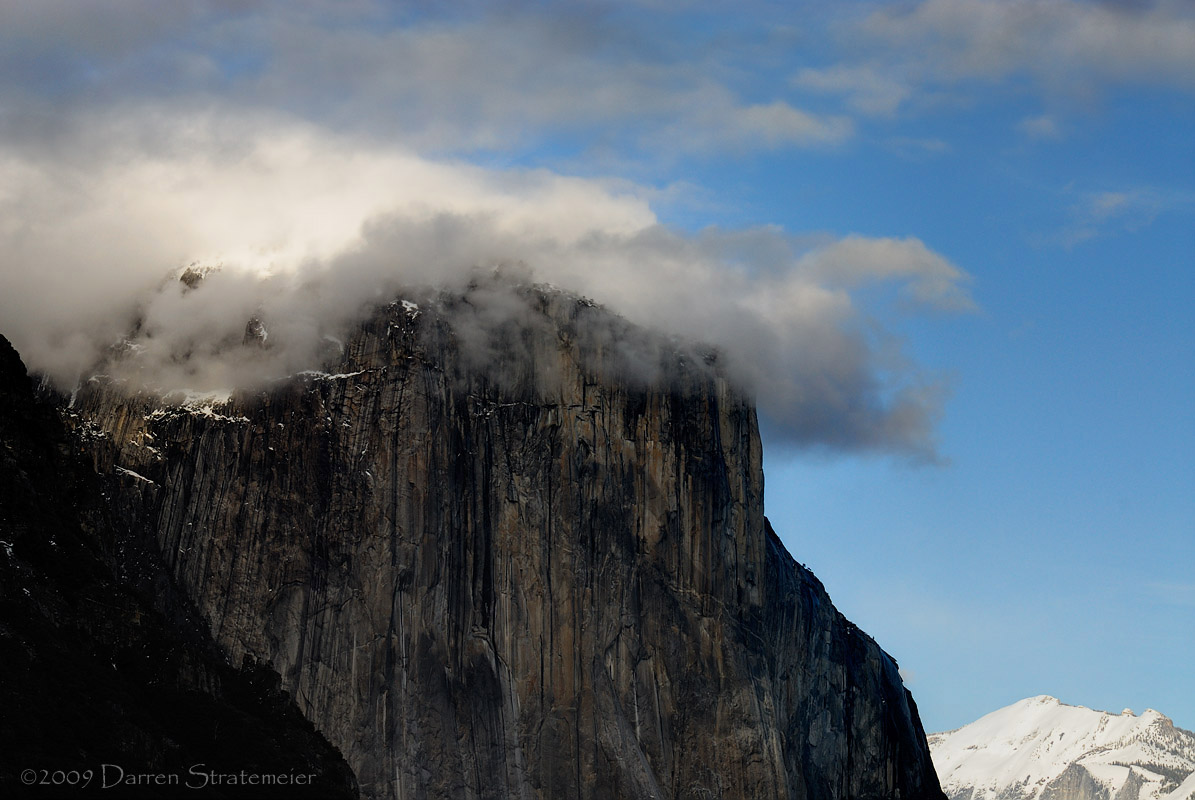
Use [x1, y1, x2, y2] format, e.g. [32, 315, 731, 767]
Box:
[0, 335, 358, 799]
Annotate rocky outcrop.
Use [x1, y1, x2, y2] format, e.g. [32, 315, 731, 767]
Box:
[0, 336, 358, 798]
[57, 282, 944, 799]
[1040, 765, 1110, 800]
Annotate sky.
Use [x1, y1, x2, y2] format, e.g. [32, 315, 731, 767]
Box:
[0, 0, 1191, 734]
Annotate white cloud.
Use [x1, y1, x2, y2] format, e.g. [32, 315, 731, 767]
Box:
[796, 235, 976, 313]
[0, 110, 969, 455]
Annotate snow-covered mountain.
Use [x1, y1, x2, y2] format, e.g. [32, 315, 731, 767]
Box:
[929, 696, 1195, 800]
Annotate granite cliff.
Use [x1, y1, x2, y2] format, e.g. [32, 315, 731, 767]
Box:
[18, 279, 945, 799]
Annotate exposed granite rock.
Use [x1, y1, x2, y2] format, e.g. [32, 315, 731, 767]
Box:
[60, 283, 945, 800]
[1114, 769, 1144, 800]
[0, 335, 358, 799]
[1040, 765, 1109, 800]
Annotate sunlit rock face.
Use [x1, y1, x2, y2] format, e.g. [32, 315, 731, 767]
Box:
[64, 283, 945, 800]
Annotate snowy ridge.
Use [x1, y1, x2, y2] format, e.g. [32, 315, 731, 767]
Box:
[929, 697, 1195, 800]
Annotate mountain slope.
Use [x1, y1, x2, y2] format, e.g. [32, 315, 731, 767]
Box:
[929, 696, 1195, 800]
[56, 279, 946, 800]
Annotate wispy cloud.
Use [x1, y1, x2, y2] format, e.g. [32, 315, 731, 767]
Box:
[855, 0, 1195, 94]
[1017, 114, 1063, 140]
[0, 1, 853, 159]
[650, 95, 853, 153]
[884, 137, 952, 160]
[1056, 186, 1195, 247]
[792, 64, 913, 118]
[792, 0, 1195, 129]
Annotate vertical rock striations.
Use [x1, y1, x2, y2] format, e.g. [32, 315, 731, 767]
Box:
[63, 284, 944, 799]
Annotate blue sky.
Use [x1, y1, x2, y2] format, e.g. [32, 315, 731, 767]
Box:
[0, 0, 1191, 733]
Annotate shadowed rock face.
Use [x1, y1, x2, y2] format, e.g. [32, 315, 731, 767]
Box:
[0, 336, 358, 799]
[62, 283, 945, 800]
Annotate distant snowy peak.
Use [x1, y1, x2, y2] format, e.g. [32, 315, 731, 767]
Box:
[929, 696, 1195, 800]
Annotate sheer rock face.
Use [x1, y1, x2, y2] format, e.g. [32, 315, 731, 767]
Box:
[66, 288, 945, 800]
